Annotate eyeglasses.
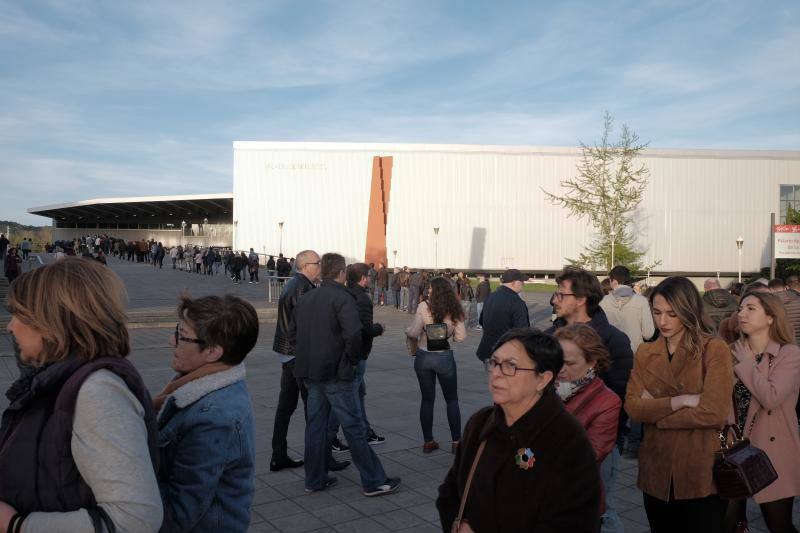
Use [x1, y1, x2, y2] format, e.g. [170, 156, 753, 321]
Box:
[553, 292, 577, 301]
[174, 323, 206, 345]
[484, 358, 538, 377]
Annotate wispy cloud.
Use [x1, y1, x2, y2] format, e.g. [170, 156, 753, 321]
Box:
[0, 0, 797, 225]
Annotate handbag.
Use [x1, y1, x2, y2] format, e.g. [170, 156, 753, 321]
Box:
[713, 420, 777, 499]
[425, 323, 450, 351]
[451, 440, 486, 533]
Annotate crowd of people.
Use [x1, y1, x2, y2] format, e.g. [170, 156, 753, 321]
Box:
[2, 238, 800, 532]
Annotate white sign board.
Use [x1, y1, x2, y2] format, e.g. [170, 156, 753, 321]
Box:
[774, 225, 800, 259]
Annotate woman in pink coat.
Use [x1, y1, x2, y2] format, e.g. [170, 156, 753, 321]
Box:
[725, 291, 800, 533]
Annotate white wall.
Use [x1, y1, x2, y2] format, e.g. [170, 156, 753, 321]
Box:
[234, 142, 800, 272]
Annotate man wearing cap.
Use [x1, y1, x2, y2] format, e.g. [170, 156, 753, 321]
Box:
[475, 269, 530, 362]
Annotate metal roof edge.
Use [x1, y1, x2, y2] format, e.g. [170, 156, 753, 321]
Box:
[28, 193, 234, 214]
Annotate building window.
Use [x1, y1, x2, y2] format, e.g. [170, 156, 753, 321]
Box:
[780, 184, 800, 223]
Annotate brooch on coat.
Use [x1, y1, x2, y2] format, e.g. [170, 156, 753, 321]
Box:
[515, 447, 536, 470]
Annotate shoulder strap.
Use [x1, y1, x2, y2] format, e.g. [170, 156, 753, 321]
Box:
[453, 440, 486, 531]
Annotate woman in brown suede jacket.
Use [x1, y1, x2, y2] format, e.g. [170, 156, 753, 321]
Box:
[625, 276, 734, 533]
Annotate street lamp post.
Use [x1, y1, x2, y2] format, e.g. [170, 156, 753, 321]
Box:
[736, 236, 744, 283]
[181, 220, 186, 248]
[609, 228, 617, 270]
[433, 227, 440, 271]
[203, 218, 209, 248]
[278, 221, 284, 255]
[393, 250, 397, 269]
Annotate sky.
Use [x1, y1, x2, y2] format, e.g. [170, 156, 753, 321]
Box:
[1, 0, 798, 225]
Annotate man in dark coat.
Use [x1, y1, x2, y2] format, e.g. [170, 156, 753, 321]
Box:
[292, 253, 400, 496]
[269, 250, 322, 472]
[545, 266, 632, 533]
[328, 263, 386, 450]
[476, 269, 530, 361]
[276, 253, 292, 277]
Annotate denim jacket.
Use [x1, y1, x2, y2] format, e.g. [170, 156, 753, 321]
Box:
[157, 364, 255, 532]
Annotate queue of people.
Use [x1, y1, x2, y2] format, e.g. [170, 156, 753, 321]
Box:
[4, 251, 800, 532]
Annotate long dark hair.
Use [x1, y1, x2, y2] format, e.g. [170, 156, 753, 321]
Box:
[428, 277, 464, 323]
[649, 276, 714, 358]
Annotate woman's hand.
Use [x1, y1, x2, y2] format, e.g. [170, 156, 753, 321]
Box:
[732, 339, 756, 364]
[0, 501, 18, 531]
[452, 519, 475, 533]
[670, 394, 700, 410]
[641, 389, 654, 400]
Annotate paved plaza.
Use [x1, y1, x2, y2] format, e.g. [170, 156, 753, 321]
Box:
[0, 257, 797, 532]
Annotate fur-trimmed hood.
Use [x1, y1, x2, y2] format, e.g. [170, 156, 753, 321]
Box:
[157, 363, 245, 419]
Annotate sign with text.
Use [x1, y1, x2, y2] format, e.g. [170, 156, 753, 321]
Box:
[774, 225, 800, 259]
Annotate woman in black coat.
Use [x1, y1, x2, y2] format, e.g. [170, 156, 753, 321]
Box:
[437, 328, 601, 532]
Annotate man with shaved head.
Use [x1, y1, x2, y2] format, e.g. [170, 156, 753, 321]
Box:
[270, 250, 327, 472]
[702, 278, 738, 330]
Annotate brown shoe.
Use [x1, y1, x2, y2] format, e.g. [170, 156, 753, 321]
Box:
[422, 441, 439, 453]
[451, 441, 460, 454]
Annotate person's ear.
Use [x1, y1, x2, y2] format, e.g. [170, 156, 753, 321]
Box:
[204, 345, 224, 363]
[536, 370, 554, 393]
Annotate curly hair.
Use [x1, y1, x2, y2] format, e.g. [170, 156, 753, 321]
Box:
[553, 324, 611, 374]
[427, 277, 464, 323]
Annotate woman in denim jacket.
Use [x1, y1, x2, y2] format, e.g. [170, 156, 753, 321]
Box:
[154, 294, 258, 532]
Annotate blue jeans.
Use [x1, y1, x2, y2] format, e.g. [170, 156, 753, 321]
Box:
[304, 379, 387, 491]
[400, 287, 409, 309]
[414, 349, 461, 442]
[374, 287, 386, 304]
[600, 447, 624, 533]
[327, 361, 370, 440]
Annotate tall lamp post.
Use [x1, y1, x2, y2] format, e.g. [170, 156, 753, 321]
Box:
[278, 221, 284, 255]
[181, 220, 186, 248]
[736, 236, 744, 283]
[609, 228, 617, 270]
[393, 250, 397, 269]
[203, 217, 209, 248]
[433, 227, 440, 271]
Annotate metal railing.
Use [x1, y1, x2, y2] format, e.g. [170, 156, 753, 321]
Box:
[265, 275, 292, 302]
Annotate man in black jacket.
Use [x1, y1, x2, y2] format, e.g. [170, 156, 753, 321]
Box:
[293, 253, 400, 496]
[269, 249, 321, 472]
[328, 263, 386, 451]
[476, 269, 530, 361]
[545, 266, 633, 533]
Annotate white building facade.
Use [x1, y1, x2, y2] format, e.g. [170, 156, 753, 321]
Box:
[231, 141, 800, 274]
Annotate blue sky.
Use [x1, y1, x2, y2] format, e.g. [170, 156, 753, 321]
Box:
[1, 0, 798, 225]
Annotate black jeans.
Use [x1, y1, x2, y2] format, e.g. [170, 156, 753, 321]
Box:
[643, 488, 727, 533]
[271, 359, 308, 459]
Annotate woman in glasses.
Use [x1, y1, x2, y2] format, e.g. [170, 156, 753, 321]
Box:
[0, 257, 162, 532]
[437, 328, 601, 533]
[154, 293, 258, 532]
[625, 276, 733, 533]
[406, 276, 466, 454]
[724, 291, 800, 533]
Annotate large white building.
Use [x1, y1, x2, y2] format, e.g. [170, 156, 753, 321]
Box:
[233, 141, 800, 275]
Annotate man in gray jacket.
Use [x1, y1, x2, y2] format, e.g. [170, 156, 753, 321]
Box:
[599, 266, 655, 353]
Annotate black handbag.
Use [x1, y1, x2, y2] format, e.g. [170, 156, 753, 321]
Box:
[425, 323, 450, 351]
[713, 423, 778, 499]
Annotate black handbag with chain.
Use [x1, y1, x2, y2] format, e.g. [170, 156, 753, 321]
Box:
[713, 423, 777, 499]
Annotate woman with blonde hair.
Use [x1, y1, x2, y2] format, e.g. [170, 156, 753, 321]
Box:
[0, 257, 162, 532]
[625, 276, 733, 533]
[725, 291, 800, 533]
[554, 324, 621, 518]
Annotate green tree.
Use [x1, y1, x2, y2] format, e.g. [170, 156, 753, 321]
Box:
[542, 111, 657, 273]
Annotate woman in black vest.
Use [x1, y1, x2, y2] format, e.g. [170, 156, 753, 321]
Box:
[0, 257, 162, 532]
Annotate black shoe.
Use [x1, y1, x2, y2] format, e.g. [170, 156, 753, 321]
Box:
[269, 456, 304, 472]
[331, 438, 350, 453]
[305, 476, 338, 493]
[328, 458, 351, 471]
[367, 430, 386, 445]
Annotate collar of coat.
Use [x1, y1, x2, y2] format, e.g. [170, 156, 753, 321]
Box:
[552, 307, 611, 330]
[478, 388, 564, 442]
[162, 363, 245, 413]
[320, 279, 349, 290]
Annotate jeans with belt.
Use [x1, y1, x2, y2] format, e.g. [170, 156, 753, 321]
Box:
[414, 348, 461, 442]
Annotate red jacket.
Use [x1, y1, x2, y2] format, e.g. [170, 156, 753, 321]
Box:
[564, 377, 622, 514]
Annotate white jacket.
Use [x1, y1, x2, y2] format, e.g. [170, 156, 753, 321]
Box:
[599, 286, 655, 352]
